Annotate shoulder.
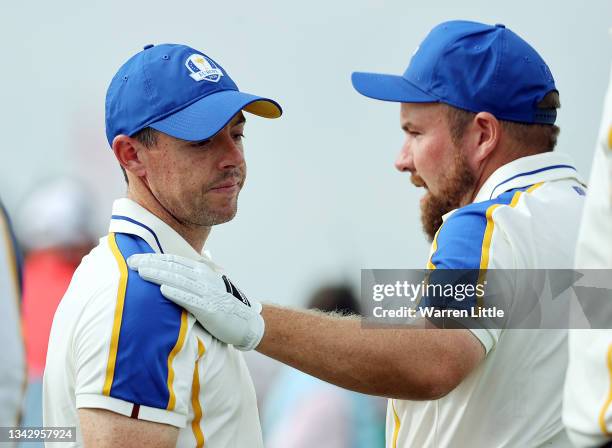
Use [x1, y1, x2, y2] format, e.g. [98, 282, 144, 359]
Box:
[94, 233, 189, 392]
[429, 190, 519, 270]
[70, 233, 197, 422]
[107, 232, 186, 336]
[70, 233, 183, 320]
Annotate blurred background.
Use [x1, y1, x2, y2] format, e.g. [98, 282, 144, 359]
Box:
[1, 0, 611, 446]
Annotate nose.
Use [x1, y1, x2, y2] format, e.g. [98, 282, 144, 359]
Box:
[217, 133, 245, 170]
[394, 138, 414, 173]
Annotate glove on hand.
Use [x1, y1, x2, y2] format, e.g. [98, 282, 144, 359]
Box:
[127, 253, 264, 351]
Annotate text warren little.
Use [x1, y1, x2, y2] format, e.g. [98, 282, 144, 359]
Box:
[372, 306, 504, 319]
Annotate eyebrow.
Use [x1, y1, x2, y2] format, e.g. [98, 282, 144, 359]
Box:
[189, 113, 247, 146]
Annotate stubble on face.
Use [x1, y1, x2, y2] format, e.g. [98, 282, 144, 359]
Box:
[161, 167, 246, 229]
[417, 149, 476, 242]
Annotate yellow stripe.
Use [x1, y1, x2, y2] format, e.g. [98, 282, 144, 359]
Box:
[477, 183, 544, 306]
[526, 182, 543, 194]
[391, 400, 401, 448]
[166, 310, 188, 410]
[599, 344, 612, 435]
[427, 227, 442, 270]
[476, 203, 501, 307]
[508, 191, 521, 208]
[104, 233, 129, 395]
[607, 125, 612, 150]
[479, 183, 544, 270]
[191, 339, 206, 447]
[479, 204, 502, 271]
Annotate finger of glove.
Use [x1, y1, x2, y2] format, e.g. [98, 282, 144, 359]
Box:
[138, 258, 201, 283]
[163, 284, 255, 347]
[127, 253, 199, 271]
[128, 254, 221, 286]
[138, 266, 202, 294]
[161, 284, 211, 313]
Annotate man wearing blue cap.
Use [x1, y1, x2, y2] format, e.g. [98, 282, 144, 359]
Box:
[43, 43, 281, 447]
[129, 22, 584, 446]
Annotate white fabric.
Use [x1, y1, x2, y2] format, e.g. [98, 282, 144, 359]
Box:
[389, 152, 585, 447]
[43, 198, 263, 448]
[563, 62, 612, 448]
[0, 207, 25, 428]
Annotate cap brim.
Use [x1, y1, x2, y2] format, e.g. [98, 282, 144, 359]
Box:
[351, 72, 437, 103]
[148, 90, 282, 141]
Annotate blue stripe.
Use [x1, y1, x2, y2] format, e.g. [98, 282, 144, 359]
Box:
[429, 188, 522, 269]
[110, 233, 183, 409]
[111, 215, 164, 253]
[490, 164, 575, 199]
[422, 187, 529, 310]
[0, 199, 23, 297]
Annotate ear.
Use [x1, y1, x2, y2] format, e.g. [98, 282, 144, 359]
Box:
[112, 135, 147, 178]
[470, 112, 501, 164]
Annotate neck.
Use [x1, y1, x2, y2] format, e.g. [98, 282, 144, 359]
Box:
[468, 140, 523, 203]
[126, 180, 210, 253]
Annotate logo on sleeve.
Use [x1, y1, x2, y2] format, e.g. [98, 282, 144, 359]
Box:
[185, 54, 223, 83]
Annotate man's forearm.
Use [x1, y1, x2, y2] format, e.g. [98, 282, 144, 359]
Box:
[126, 254, 484, 399]
[257, 304, 484, 400]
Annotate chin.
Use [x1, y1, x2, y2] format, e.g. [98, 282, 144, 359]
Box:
[210, 206, 239, 226]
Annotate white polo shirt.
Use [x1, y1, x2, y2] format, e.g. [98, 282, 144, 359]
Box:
[43, 198, 263, 448]
[388, 152, 586, 447]
[563, 63, 612, 448]
[0, 201, 25, 428]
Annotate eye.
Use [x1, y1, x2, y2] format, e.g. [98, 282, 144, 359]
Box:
[233, 132, 245, 142]
[191, 139, 212, 148]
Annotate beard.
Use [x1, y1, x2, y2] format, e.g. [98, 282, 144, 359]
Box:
[417, 150, 476, 242]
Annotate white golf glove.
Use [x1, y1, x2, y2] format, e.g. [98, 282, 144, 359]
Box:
[127, 253, 264, 351]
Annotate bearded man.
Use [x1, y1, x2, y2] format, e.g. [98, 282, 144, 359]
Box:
[130, 22, 585, 447]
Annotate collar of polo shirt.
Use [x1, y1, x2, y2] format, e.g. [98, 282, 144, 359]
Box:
[473, 152, 585, 203]
[108, 198, 221, 271]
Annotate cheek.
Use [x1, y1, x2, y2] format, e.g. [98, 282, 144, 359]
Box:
[412, 142, 436, 177]
[412, 138, 449, 188]
[145, 153, 186, 193]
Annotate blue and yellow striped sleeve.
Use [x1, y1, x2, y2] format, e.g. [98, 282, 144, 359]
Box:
[420, 201, 493, 313]
[75, 233, 195, 427]
[420, 187, 540, 352]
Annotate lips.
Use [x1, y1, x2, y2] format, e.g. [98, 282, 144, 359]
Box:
[212, 180, 238, 189]
[209, 178, 242, 193]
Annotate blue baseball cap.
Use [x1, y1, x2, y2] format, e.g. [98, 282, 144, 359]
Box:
[105, 43, 282, 146]
[351, 21, 558, 124]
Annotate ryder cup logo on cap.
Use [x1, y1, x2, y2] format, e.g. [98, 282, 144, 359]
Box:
[105, 43, 282, 147]
[186, 54, 223, 83]
[351, 20, 558, 125]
